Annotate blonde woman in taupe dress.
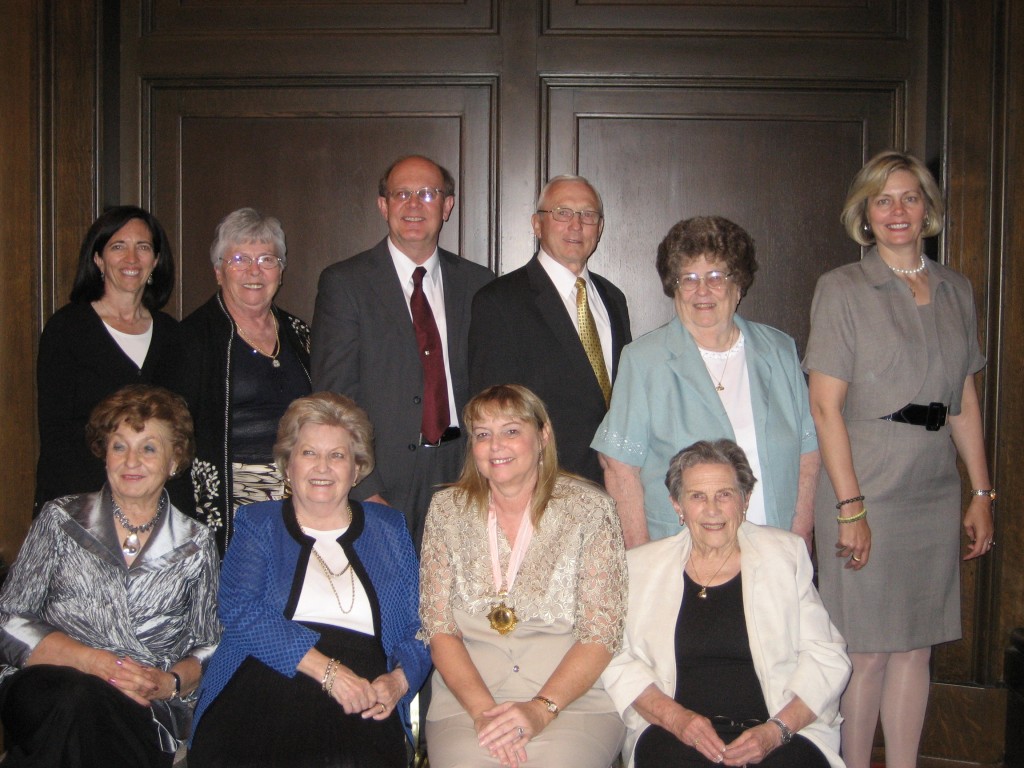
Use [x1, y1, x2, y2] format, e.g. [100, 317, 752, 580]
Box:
[803, 151, 994, 768]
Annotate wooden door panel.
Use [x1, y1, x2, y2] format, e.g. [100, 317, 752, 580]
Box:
[149, 82, 494, 321]
[545, 82, 897, 346]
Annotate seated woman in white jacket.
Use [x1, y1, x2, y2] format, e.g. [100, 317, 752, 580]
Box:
[602, 439, 850, 768]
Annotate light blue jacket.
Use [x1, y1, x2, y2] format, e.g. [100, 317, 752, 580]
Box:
[592, 315, 817, 540]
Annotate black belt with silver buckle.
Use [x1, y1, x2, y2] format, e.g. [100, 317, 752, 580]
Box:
[880, 402, 947, 431]
[419, 426, 461, 447]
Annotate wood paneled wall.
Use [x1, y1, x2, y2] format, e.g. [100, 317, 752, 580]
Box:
[2, 0, 1021, 761]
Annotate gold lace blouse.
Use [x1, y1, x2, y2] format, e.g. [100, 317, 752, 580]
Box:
[419, 475, 627, 655]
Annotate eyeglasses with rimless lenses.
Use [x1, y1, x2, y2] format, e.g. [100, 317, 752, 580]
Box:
[222, 253, 284, 271]
[536, 207, 603, 226]
[675, 271, 733, 292]
[386, 187, 446, 203]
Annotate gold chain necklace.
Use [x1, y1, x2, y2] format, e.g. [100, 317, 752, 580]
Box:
[690, 542, 736, 599]
[236, 313, 281, 368]
[310, 546, 356, 614]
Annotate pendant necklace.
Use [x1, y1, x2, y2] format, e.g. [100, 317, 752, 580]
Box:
[690, 542, 735, 599]
[112, 495, 166, 557]
[700, 328, 739, 392]
[486, 502, 534, 635]
[237, 313, 282, 368]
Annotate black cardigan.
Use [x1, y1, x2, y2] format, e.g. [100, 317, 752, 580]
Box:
[178, 292, 311, 555]
[34, 302, 186, 513]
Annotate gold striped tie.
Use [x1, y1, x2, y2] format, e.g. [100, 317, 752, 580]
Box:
[576, 278, 612, 406]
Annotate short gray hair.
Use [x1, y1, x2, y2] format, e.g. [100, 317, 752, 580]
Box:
[535, 174, 604, 214]
[664, 439, 757, 502]
[210, 207, 287, 268]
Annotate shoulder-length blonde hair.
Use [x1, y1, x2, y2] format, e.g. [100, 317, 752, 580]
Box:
[840, 150, 944, 246]
[452, 384, 560, 526]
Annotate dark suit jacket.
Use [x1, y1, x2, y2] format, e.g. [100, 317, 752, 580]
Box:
[311, 238, 494, 508]
[468, 255, 631, 482]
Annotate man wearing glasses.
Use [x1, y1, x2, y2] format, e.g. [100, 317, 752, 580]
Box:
[468, 174, 631, 483]
[312, 155, 493, 550]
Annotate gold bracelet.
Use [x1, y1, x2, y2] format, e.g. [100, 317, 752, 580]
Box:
[837, 508, 867, 524]
[322, 658, 339, 695]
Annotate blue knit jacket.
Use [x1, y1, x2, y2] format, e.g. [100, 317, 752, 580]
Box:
[191, 499, 430, 742]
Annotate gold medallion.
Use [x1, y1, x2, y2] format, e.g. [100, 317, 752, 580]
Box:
[487, 601, 518, 635]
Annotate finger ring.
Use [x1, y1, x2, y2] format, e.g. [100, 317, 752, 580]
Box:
[694, 737, 701, 747]
[378, 703, 385, 713]
[852, 555, 862, 562]
[517, 726, 525, 738]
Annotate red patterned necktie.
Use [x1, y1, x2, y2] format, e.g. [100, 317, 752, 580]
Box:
[411, 266, 450, 443]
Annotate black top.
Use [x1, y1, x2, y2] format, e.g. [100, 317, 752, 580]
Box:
[178, 292, 311, 555]
[674, 571, 768, 724]
[229, 333, 311, 462]
[34, 302, 185, 513]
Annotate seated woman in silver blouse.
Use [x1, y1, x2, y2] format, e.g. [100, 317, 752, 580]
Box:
[419, 384, 628, 768]
[0, 384, 220, 768]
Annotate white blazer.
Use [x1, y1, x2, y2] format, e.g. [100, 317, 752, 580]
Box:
[602, 522, 850, 768]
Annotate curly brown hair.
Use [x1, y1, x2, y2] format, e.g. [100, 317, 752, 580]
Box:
[655, 216, 758, 298]
[87, 384, 195, 474]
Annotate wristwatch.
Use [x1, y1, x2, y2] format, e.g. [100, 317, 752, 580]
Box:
[767, 717, 793, 745]
[532, 695, 560, 717]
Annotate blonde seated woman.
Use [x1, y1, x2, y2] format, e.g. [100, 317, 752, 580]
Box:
[419, 384, 628, 767]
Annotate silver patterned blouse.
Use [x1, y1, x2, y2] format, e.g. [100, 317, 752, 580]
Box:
[0, 488, 221, 746]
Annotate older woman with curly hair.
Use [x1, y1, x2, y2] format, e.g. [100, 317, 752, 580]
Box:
[594, 216, 819, 549]
[0, 384, 219, 767]
[189, 392, 430, 768]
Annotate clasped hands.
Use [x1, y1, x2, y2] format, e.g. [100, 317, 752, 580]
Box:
[92, 649, 177, 706]
[331, 665, 408, 720]
[475, 699, 555, 767]
[676, 711, 783, 766]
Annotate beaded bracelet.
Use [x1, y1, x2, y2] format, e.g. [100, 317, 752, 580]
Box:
[837, 508, 867, 524]
[322, 658, 340, 695]
[835, 495, 865, 510]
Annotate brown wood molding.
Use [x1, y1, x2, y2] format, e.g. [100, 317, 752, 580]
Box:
[0, 0, 41, 564]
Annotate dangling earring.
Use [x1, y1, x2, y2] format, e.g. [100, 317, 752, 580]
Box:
[678, 515, 685, 526]
[283, 476, 292, 497]
[861, 220, 873, 238]
[99, 271, 105, 282]
[923, 215, 930, 229]
[146, 274, 154, 285]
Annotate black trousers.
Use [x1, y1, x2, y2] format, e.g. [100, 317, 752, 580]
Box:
[0, 665, 173, 768]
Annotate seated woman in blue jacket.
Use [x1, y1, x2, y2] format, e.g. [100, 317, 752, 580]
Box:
[189, 392, 430, 767]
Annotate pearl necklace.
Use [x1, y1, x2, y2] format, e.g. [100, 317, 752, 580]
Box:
[887, 254, 927, 275]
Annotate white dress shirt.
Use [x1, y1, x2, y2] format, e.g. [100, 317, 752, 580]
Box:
[537, 250, 613, 378]
[388, 240, 458, 427]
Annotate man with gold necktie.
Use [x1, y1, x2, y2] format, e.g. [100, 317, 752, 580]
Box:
[468, 175, 631, 483]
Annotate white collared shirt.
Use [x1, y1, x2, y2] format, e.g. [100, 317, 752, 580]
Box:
[388, 239, 458, 427]
[537, 250, 613, 378]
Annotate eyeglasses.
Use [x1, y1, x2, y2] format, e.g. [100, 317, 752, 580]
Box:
[675, 271, 732, 292]
[222, 253, 284, 271]
[537, 207, 603, 226]
[387, 187, 445, 203]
